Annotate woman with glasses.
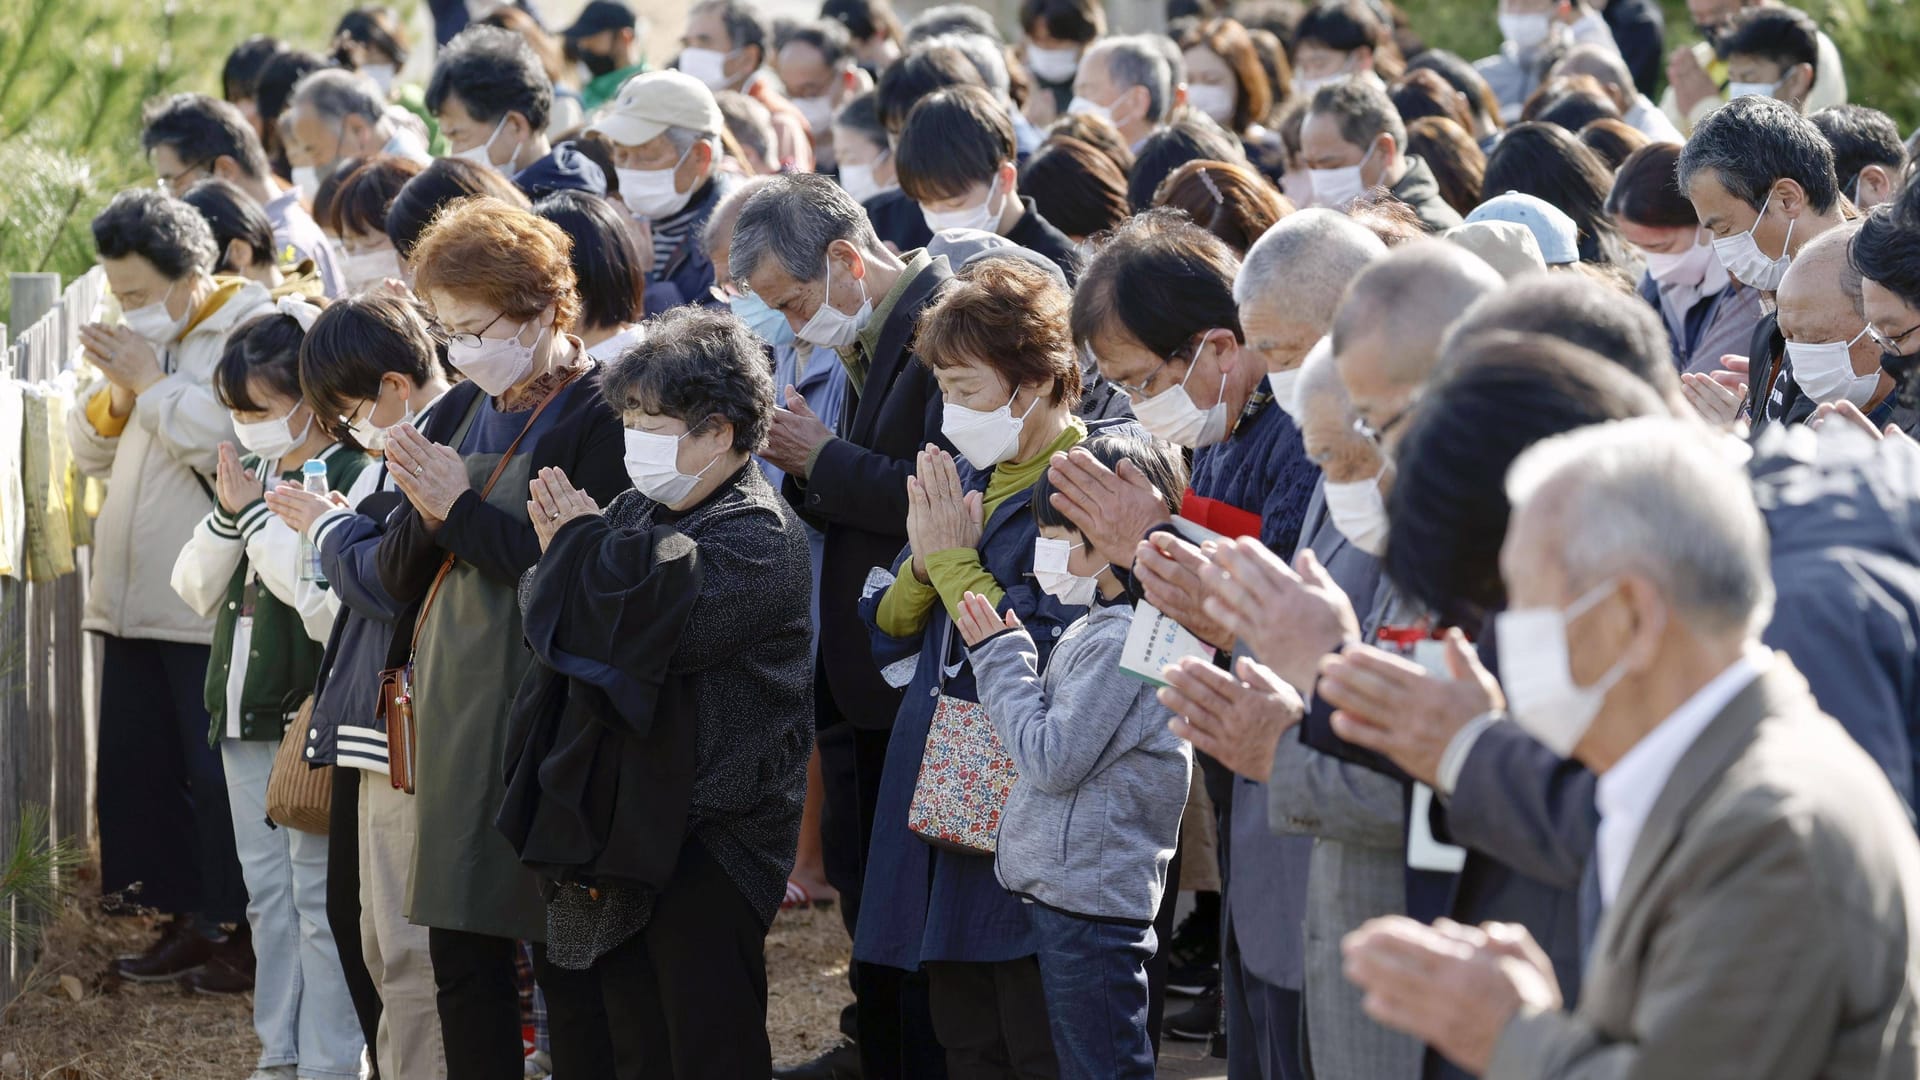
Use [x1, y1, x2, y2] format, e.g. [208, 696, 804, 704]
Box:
[371, 196, 630, 1075]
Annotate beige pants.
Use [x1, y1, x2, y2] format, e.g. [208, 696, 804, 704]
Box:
[360, 776, 448, 1080]
[1178, 769, 1221, 893]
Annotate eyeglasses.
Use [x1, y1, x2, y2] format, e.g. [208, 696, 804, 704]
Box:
[1352, 405, 1413, 445]
[1867, 322, 1920, 355]
[155, 159, 210, 192]
[1114, 334, 1208, 399]
[444, 310, 510, 349]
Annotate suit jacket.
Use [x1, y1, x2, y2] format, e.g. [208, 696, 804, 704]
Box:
[1263, 481, 1422, 1079]
[1488, 660, 1920, 1080]
[785, 255, 954, 729]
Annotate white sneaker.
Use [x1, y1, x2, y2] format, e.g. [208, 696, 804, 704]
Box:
[524, 1049, 553, 1079]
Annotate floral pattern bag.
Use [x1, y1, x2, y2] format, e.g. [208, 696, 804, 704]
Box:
[906, 623, 1019, 854]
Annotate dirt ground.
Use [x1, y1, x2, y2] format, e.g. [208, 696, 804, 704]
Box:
[0, 880, 853, 1077]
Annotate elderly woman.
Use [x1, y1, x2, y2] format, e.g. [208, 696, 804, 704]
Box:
[372, 196, 629, 1074]
[498, 305, 813, 1077]
[857, 255, 1137, 1076]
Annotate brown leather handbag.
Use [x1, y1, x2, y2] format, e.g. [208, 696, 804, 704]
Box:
[381, 371, 583, 795]
[266, 697, 331, 834]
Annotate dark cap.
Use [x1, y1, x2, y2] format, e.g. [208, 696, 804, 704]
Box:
[513, 143, 609, 200]
[564, 0, 637, 39]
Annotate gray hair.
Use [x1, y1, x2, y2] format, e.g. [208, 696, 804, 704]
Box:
[1235, 208, 1386, 325]
[919, 32, 1010, 99]
[1295, 333, 1350, 415]
[1506, 417, 1773, 637]
[692, 0, 770, 59]
[1332, 239, 1504, 384]
[1551, 44, 1633, 96]
[904, 4, 1003, 44]
[729, 172, 883, 283]
[600, 305, 776, 452]
[291, 68, 387, 127]
[702, 174, 778, 256]
[1676, 95, 1840, 214]
[1309, 78, 1406, 155]
[1094, 37, 1174, 124]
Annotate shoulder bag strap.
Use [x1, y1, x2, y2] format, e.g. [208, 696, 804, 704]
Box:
[405, 367, 586, 655]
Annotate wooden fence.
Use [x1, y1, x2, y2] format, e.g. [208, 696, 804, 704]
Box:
[1, 267, 105, 1005]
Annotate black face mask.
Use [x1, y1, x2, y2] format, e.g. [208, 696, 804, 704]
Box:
[579, 49, 620, 78]
[1882, 348, 1920, 408]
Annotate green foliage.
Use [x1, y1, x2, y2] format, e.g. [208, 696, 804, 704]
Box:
[0, 804, 83, 955]
[0, 0, 347, 315]
[1810, 0, 1920, 132]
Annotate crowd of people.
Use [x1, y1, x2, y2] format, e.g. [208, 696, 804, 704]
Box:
[59, 0, 1920, 1076]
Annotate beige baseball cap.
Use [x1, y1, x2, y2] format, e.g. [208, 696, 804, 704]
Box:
[588, 70, 723, 148]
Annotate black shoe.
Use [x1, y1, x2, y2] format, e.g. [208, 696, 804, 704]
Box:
[1167, 960, 1221, 998]
[183, 923, 255, 994]
[111, 919, 212, 983]
[773, 1040, 863, 1080]
[1164, 994, 1220, 1043]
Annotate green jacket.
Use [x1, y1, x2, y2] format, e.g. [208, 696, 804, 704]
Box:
[582, 61, 650, 112]
[178, 444, 368, 744]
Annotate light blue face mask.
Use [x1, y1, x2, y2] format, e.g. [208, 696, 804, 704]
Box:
[730, 290, 796, 348]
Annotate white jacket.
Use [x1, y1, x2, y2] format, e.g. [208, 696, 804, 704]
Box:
[68, 279, 275, 643]
[170, 454, 338, 647]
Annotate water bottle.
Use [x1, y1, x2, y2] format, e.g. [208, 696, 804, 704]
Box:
[298, 459, 328, 583]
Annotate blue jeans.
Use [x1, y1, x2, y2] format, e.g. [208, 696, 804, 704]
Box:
[223, 740, 365, 1079]
[1030, 905, 1157, 1080]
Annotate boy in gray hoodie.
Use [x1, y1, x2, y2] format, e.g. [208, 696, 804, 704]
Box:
[954, 432, 1195, 1080]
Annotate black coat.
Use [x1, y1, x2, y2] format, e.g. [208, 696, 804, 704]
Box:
[1390, 156, 1465, 234]
[786, 256, 955, 729]
[1603, 0, 1668, 97]
[863, 189, 934, 254]
[1004, 197, 1082, 284]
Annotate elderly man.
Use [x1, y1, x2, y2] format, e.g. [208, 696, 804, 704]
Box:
[140, 92, 343, 297]
[1551, 44, 1683, 143]
[1660, 0, 1845, 134]
[680, 0, 812, 171]
[1678, 96, 1851, 433]
[589, 71, 734, 315]
[427, 25, 553, 177]
[69, 189, 274, 989]
[1069, 35, 1175, 154]
[1342, 418, 1920, 1079]
[1333, 241, 1504, 443]
[1765, 222, 1901, 425]
[285, 68, 431, 189]
[730, 173, 952, 1078]
[1301, 80, 1462, 233]
[776, 19, 866, 169]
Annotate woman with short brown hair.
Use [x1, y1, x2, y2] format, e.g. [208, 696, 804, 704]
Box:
[371, 195, 629, 1074]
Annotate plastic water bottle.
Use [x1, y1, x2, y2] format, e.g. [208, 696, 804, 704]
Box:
[298, 459, 328, 583]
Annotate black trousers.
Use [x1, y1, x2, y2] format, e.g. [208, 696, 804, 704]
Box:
[327, 766, 383, 1076]
[925, 958, 1059, 1079]
[95, 635, 245, 922]
[429, 926, 524, 1080]
[533, 841, 771, 1079]
[1145, 841, 1183, 1059]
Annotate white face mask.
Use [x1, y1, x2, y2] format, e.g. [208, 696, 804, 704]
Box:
[921, 172, 1008, 236]
[623, 425, 722, 505]
[448, 316, 546, 397]
[1641, 238, 1716, 288]
[839, 160, 888, 204]
[1727, 77, 1783, 101]
[1787, 326, 1879, 406]
[794, 93, 836, 133]
[1268, 366, 1306, 422]
[1279, 168, 1314, 208]
[1308, 141, 1377, 210]
[1322, 468, 1389, 556]
[797, 251, 872, 350]
[1132, 335, 1231, 448]
[1067, 95, 1115, 125]
[343, 247, 401, 293]
[1026, 45, 1081, 84]
[1292, 71, 1343, 100]
[349, 384, 414, 452]
[292, 165, 322, 202]
[617, 147, 695, 220]
[1712, 190, 1795, 291]
[679, 47, 736, 90]
[942, 387, 1037, 470]
[233, 405, 314, 460]
[1494, 579, 1632, 758]
[360, 63, 396, 94]
[1034, 536, 1103, 607]
[1187, 83, 1237, 126]
[1498, 12, 1554, 51]
[450, 116, 517, 175]
[123, 279, 187, 346]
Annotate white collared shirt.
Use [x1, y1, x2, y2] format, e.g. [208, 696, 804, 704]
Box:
[1593, 647, 1772, 909]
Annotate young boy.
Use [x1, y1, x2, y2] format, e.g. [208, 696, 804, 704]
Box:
[952, 431, 1194, 1080]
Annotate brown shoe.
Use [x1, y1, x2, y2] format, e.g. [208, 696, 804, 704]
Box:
[111, 919, 212, 983]
[183, 922, 256, 994]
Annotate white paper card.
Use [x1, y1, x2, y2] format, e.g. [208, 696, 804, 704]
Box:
[1406, 639, 1468, 873]
[1119, 600, 1213, 687]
